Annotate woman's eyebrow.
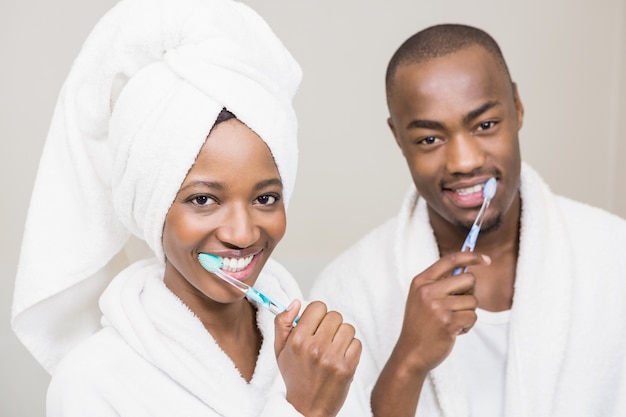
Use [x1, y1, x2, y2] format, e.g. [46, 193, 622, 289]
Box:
[254, 178, 283, 192]
[178, 180, 225, 192]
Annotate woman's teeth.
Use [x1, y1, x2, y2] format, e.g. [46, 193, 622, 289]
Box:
[455, 183, 483, 196]
[221, 255, 254, 272]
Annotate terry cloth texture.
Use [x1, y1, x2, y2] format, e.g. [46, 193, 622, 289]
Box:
[311, 162, 626, 417]
[47, 258, 307, 416]
[12, 0, 302, 373]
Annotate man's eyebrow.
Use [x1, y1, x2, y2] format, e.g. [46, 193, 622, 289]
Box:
[405, 101, 501, 131]
[406, 119, 445, 130]
[463, 101, 500, 125]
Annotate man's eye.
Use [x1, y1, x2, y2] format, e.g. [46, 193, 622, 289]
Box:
[418, 136, 439, 145]
[255, 194, 279, 205]
[477, 121, 496, 131]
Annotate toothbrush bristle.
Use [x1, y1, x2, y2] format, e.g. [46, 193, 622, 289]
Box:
[483, 177, 497, 200]
[198, 253, 222, 272]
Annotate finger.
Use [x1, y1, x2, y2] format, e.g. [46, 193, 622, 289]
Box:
[438, 273, 476, 296]
[345, 337, 362, 364]
[419, 252, 491, 283]
[293, 301, 327, 336]
[411, 273, 475, 302]
[454, 310, 478, 335]
[440, 293, 478, 312]
[330, 322, 357, 352]
[312, 310, 344, 340]
[442, 252, 491, 277]
[274, 299, 301, 357]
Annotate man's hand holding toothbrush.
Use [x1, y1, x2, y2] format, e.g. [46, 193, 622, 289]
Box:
[371, 252, 491, 417]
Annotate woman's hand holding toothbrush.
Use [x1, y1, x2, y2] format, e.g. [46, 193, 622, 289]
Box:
[274, 300, 362, 417]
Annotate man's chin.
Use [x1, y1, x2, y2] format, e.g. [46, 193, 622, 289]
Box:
[454, 213, 502, 236]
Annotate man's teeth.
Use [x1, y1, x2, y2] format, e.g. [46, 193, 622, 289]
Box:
[221, 255, 254, 272]
[455, 183, 483, 196]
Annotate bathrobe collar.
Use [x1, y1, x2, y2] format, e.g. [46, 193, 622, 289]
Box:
[99, 257, 289, 415]
[393, 162, 574, 417]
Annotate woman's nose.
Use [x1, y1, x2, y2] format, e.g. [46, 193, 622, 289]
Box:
[215, 205, 260, 249]
[445, 134, 486, 175]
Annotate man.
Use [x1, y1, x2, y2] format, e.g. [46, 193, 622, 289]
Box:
[310, 24, 626, 417]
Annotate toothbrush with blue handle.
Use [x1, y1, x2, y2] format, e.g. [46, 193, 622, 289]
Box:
[452, 177, 497, 275]
[198, 252, 299, 323]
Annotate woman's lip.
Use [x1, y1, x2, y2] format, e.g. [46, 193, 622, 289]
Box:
[223, 253, 261, 281]
[201, 250, 262, 282]
[210, 248, 262, 259]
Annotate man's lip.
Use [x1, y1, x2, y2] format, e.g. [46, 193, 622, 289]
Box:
[444, 178, 494, 192]
[443, 179, 495, 208]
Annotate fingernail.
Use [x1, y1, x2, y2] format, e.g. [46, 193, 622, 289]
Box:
[286, 300, 296, 311]
[482, 254, 492, 264]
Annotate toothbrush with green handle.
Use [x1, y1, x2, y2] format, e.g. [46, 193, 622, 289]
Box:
[198, 252, 299, 323]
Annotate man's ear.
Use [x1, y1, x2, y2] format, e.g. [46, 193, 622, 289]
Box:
[512, 82, 524, 130]
[387, 116, 405, 156]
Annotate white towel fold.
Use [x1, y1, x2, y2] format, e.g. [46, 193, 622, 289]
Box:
[12, 0, 302, 373]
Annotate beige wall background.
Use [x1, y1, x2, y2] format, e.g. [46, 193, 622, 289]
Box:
[1, 0, 624, 415]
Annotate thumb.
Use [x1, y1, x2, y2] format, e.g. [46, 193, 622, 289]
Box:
[274, 299, 301, 357]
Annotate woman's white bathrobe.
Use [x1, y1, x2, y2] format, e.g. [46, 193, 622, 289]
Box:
[47, 258, 306, 417]
[311, 163, 626, 417]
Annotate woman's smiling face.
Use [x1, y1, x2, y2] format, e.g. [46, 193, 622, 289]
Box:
[162, 117, 286, 306]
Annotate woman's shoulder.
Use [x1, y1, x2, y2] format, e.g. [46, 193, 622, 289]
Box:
[50, 327, 138, 386]
[47, 328, 131, 414]
[48, 325, 196, 416]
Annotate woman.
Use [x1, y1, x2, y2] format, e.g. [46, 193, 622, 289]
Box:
[11, 0, 363, 415]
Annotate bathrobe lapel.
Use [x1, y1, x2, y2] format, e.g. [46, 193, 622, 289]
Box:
[504, 165, 574, 417]
[394, 164, 574, 417]
[101, 259, 284, 416]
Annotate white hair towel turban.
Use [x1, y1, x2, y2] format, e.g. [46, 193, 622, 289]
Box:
[12, 0, 302, 373]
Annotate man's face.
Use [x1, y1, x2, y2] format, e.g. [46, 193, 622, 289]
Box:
[387, 45, 523, 233]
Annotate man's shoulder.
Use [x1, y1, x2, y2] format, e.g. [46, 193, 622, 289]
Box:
[555, 195, 626, 258]
[556, 195, 626, 229]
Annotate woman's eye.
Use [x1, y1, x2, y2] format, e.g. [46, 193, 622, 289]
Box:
[255, 194, 279, 206]
[189, 195, 217, 206]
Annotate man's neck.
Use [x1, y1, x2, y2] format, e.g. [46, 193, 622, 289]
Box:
[430, 193, 522, 311]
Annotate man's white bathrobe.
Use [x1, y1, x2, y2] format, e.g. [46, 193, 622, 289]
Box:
[47, 258, 306, 417]
[311, 163, 626, 417]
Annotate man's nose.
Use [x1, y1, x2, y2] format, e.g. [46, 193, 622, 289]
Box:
[445, 134, 486, 175]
